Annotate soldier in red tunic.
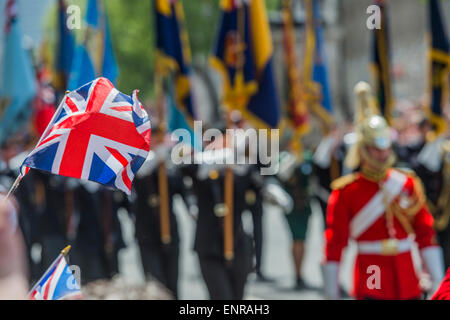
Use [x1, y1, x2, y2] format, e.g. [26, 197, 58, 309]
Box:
[322, 82, 445, 300]
[432, 268, 450, 300]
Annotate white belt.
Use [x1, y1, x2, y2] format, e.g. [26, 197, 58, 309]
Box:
[357, 238, 413, 256]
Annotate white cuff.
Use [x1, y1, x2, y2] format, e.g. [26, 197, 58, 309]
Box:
[322, 262, 340, 300]
[421, 246, 445, 293]
[154, 145, 170, 162]
[262, 182, 293, 214]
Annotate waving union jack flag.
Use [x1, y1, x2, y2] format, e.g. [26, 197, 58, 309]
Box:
[21, 77, 151, 194]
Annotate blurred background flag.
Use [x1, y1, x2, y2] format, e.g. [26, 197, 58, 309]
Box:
[369, 0, 393, 124]
[29, 246, 82, 300]
[53, 0, 75, 93]
[310, 0, 334, 130]
[0, 0, 37, 146]
[427, 0, 450, 137]
[281, 0, 310, 137]
[68, 0, 118, 90]
[166, 80, 201, 150]
[155, 0, 196, 127]
[211, 0, 280, 129]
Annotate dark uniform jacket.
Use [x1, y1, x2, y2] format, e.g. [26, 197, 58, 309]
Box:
[132, 165, 185, 245]
[181, 164, 255, 261]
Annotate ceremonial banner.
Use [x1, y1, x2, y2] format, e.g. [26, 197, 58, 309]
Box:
[0, 0, 37, 145]
[369, 0, 393, 124]
[155, 0, 196, 126]
[281, 0, 310, 136]
[211, 0, 280, 129]
[310, 0, 334, 128]
[427, 0, 450, 137]
[68, 0, 119, 90]
[53, 0, 76, 92]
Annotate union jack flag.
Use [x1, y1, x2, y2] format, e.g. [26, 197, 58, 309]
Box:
[29, 247, 82, 300]
[21, 77, 151, 194]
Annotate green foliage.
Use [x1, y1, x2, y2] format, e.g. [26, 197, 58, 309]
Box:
[181, 0, 220, 62]
[104, 0, 154, 100]
[265, 0, 281, 11]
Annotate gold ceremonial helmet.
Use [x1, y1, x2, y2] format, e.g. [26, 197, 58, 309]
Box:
[344, 81, 394, 172]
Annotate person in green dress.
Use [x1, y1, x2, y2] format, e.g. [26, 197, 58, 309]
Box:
[277, 149, 314, 290]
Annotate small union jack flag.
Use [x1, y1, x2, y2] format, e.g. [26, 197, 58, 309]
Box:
[29, 246, 82, 300]
[21, 77, 151, 194]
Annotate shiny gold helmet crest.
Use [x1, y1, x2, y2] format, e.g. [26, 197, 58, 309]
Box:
[344, 81, 393, 170]
[354, 81, 391, 149]
[360, 115, 392, 150]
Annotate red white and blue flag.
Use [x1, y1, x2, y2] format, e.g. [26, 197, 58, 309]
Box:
[20, 77, 151, 194]
[29, 248, 82, 300]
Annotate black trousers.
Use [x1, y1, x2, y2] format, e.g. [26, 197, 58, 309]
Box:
[318, 198, 328, 224]
[138, 241, 179, 299]
[250, 201, 263, 274]
[198, 254, 252, 300]
[438, 229, 450, 269]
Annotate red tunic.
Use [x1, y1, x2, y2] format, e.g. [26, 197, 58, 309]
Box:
[431, 268, 450, 300]
[324, 168, 438, 300]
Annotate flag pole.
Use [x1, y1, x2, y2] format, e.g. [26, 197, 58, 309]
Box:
[154, 6, 171, 245]
[1, 174, 22, 206]
[223, 0, 249, 263]
[0, 174, 22, 215]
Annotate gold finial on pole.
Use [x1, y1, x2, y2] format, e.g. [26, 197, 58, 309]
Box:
[61, 245, 71, 256]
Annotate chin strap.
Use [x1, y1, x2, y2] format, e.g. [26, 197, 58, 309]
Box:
[421, 246, 445, 295]
[359, 147, 396, 182]
[322, 262, 340, 299]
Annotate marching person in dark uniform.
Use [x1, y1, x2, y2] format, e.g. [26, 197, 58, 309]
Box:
[33, 172, 69, 273]
[179, 131, 254, 300]
[71, 182, 126, 284]
[396, 108, 450, 270]
[417, 139, 450, 269]
[100, 188, 127, 279]
[393, 108, 432, 170]
[131, 126, 185, 299]
[245, 176, 268, 282]
[312, 126, 348, 223]
[231, 111, 271, 283]
[71, 180, 105, 284]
